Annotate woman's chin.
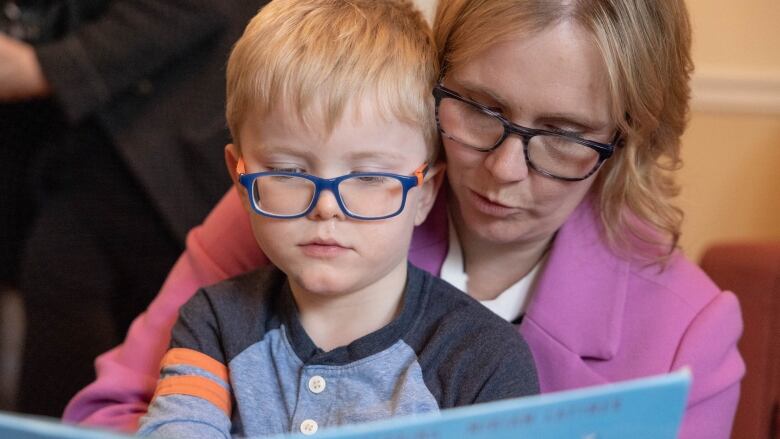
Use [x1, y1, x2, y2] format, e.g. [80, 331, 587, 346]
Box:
[460, 207, 532, 243]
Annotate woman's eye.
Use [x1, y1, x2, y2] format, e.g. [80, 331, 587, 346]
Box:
[546, 126, 582, 137]
[466, 96, 502, 114]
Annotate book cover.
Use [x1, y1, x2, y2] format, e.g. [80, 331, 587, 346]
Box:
[0, 369, 691, 439]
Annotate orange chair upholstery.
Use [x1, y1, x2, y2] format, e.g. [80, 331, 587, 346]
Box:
[700, 242, 780, 439]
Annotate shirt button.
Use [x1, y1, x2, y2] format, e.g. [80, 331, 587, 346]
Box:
[308, 375, 326, 394]
[300, 419, 318, 435]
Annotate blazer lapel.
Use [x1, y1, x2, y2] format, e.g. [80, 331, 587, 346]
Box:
[523, 199, 630, 362]
[411, 192, 631, 362]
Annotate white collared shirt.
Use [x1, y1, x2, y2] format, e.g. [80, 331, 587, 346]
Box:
[439, 219, 546, 322]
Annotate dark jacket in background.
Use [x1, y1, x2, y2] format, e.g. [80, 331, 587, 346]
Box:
[36, 0, 262, 240]
[12, 0, 266, 417]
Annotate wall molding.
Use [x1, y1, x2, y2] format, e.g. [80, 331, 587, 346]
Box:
[691, 68, 780, 115]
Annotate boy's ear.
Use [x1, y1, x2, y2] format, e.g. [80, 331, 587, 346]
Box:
[224, 143, 241, 186]
[413, 162, 446, 226]
[224, 143, 252, 213]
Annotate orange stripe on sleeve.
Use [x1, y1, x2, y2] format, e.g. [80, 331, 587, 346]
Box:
[153, 375, 232, 416]
[160, 348, 229, 382]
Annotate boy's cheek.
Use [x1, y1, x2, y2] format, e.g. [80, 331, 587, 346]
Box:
[236, 186, 255, 214]
[249, 219, 286, 261]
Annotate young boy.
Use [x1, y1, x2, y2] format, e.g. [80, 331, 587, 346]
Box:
[137, 1, 538, 437]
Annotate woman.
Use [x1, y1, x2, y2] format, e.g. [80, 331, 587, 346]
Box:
[64, 1, 744, 437]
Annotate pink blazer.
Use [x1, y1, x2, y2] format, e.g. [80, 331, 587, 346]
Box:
[63, 189, 744, 438]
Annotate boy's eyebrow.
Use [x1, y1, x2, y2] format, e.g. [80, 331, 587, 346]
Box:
[345, 150, 409, 164]
[252, 144, 416, 166]
[255, 143, 312, 158]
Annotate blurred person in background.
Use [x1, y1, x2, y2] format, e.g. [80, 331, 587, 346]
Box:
[0, 0, 84, 301]
[0, 0, 266, 417]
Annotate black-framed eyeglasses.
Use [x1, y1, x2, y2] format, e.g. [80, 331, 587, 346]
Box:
[433, 84, 619, 181]
[236, 158, 429, 220]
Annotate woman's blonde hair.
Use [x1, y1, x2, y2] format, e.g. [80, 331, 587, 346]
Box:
[435, 0, 692, 263]
[226, 0, 439, 161]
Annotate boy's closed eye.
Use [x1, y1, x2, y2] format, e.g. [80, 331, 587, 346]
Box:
[351, 174, 393, 184]
[267, 166, 307, 173]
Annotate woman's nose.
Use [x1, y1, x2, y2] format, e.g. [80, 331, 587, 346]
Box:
[307, 189, 346, 220]
[483, 135, 530, 183]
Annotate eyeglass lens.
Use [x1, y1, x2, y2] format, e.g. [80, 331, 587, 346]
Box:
[251, 174, 406, 218]
[438, 97, 601, 179]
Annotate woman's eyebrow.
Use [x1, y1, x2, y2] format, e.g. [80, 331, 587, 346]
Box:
[448, 77, 513, 110]
[536, 113, 609, 134]
[453, 78, 610, 133]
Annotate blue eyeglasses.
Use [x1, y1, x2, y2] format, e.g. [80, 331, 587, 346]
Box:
[236, 159, 429, 220]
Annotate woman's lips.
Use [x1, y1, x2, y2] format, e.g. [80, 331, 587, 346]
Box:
[467, 189, 519, 217]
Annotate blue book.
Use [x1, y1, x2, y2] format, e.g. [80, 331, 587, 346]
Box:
[0, 369, 690, 439]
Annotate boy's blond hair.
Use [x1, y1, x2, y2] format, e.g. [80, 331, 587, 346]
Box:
[227, 0, 439, 161]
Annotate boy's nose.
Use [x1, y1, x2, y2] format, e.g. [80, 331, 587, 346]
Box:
[307, 189, 346, 221]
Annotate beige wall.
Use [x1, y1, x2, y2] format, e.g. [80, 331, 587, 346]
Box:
[678, 114, 780, 259]
[680, 0, 780, 261]
[687, 0, 780, 70]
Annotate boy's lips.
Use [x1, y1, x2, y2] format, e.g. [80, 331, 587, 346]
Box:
[301, 237, 349, 246]
[299, 238, 352, 258]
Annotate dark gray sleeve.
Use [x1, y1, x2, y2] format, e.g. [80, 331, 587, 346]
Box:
[169, 288, 226, 363]
[470, 329, 539, 404]
[405, 271, 539, 408]
[139, 289, 231, 438]
[420, 312, 539, 408]
[35, 0, 229, 123]
[167, 267, 283, 363]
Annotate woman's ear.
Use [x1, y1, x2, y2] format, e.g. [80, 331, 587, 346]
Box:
[224, 144, 252, 213]
[414, 162, 446, 226]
